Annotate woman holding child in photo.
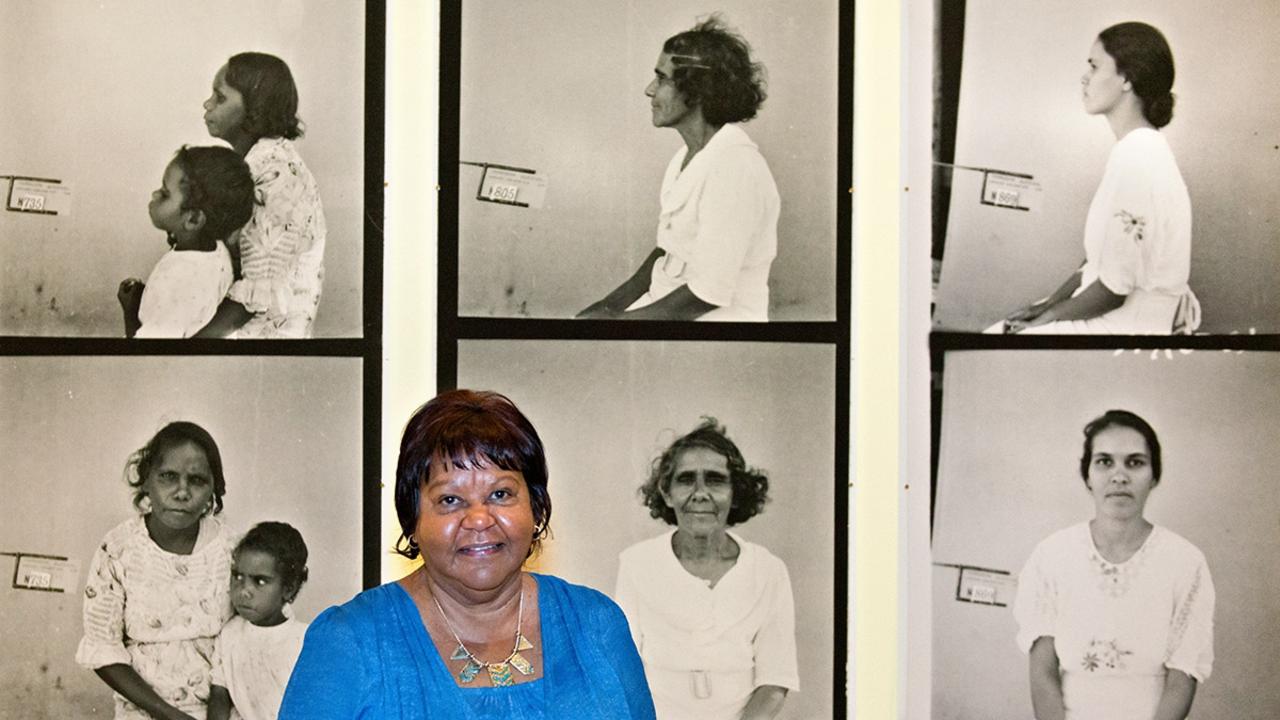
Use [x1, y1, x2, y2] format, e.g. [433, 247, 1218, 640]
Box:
[198, 52, 327, 339]
[77, 422, 234, 719]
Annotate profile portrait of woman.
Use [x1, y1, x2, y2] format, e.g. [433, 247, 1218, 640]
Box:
[996, 22, 1198, 334]
[279, 389, 655, 719]
[578, 16, 780, 322]
[615, 418, 798, 720]
[1014, 410, 1214, 720]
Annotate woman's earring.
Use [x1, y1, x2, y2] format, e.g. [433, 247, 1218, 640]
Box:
[139, 495, 153, 514]
[407, 535, 419, 550]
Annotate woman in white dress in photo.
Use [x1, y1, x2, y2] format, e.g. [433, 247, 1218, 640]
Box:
[615, 419, 798, 720]
[997, 23, 1199, 334]
[1014, 410, 1214, 720]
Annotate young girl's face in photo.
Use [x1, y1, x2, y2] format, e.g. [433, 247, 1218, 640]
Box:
[148, 161, 189, 237]
[1081, 40, 1128, 116]
[203, 64, 248, 142]
[230, 548, 290, 626]
[143, 440, 214, 532]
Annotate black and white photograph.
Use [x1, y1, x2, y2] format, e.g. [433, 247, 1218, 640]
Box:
[455, 339, 840, 719]
[931, 349, 1280, 719]
[0, 355, 364, 718]
[451, 0, 844, 322]
[0, 1, 368, 338]
[931, 1, 1280, 335]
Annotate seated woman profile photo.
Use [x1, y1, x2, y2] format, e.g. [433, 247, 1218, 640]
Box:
[993, 22, 1199, 335]
[578, 16, 780, 322]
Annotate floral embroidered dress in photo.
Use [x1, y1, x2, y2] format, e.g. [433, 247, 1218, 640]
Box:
[1021, 127, 1198, 334]
[1014, 523, 1214, 720]
[227, 137, 327, 339]
[76, 516, 234, 719]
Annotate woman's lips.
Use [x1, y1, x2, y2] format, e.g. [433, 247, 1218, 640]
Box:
[458, 542, 503, 556]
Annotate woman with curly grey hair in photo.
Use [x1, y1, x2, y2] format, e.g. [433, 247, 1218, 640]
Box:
[615, 418, 798, 720]
[578, 15, 780, 321]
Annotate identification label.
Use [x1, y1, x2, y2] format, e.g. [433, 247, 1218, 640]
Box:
[980, 172, 1041, 213]
[477, 167, 548, 209]
[6, 178, 73, 216]
[956, 566, 1017, 607]
[10, 554, 79, 593]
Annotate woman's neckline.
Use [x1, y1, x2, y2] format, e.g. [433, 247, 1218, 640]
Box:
[667, 528, 744, 589]
[396, 573, 548, 692]
[1086, 519, 1155, 565]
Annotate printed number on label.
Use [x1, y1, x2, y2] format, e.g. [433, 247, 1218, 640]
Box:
[991, 189, 1020, 207]
[23, 571, 52, 588]
[17, 194, 45, 211]
[488, 184, 519, 203]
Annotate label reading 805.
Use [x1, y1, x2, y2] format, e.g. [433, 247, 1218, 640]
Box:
[488, 184, 520, 203]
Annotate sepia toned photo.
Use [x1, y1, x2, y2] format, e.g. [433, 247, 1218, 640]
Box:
[932, 349, 1280, 719]
[451, 1, 844, 321]
[932, 1, 1280, 335]
[0, 1, 368, 337]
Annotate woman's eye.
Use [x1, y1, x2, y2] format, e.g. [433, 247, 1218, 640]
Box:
[438, 495, 460, 506]
[1127, 458, 1146, 468]
[1094, 457, 1111, 467]
[189, 475, 210, 486]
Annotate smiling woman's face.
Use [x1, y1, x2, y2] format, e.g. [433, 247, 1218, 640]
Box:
[661, 447, 733, 536]
[1086, 426, 1156, 520]
[415, 459, 534, 594]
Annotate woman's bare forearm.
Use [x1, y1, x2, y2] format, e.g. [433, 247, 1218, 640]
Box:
[1028, 637, 1066, 720]
[1151, 669, 1196, 720]
[94, 664, 197, 720]
[741, 685, 788, 720]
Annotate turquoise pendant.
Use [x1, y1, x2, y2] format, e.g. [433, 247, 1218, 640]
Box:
[458, 659, 483, 684]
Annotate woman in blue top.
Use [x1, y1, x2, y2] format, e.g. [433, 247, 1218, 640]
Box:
[279, 390, 655, 719]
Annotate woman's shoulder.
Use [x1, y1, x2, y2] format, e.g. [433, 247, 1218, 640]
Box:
[1110, 128, 1175, 171]
[731, 532, 789, 574]
[97, 515, 147, 554]
[1030, 522, 1091, 556]
[1151, 525, 1209, 567]
[618, 531, 674, 563]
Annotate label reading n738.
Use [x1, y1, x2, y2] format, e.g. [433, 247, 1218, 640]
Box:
[488, 184, 519, 203]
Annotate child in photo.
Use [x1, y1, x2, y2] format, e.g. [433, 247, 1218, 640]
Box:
[208, 522, 309, 720]
[117, 146, 254, 338]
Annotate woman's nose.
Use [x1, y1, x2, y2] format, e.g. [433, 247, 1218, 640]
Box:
[203, 96, 214, 112]
[645, 80, 657, 97]
[461, 505, 496, 529]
